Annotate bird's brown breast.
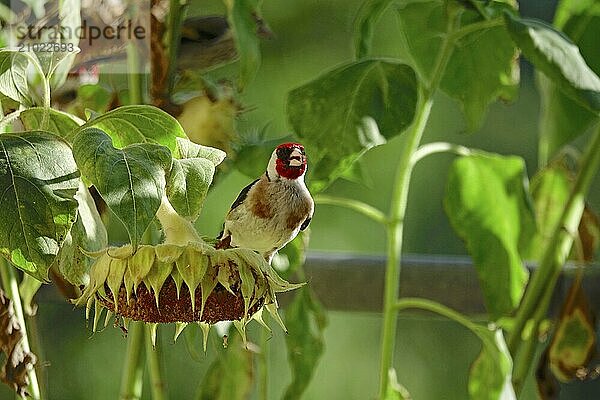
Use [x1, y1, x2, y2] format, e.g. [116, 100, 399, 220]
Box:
[249, 179, 275, 219]
[247, 176, 312, 230]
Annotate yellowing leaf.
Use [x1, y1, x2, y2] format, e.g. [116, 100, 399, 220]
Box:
[549, 279, 596, 382]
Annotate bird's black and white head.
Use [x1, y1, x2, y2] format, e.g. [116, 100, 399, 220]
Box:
[267, 142, 307, 180]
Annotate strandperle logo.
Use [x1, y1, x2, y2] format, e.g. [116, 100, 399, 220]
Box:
[14, 19, 147, 47]
[5, 0, 150, 74]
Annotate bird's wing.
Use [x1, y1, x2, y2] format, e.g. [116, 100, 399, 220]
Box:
[218, 178, 260, 241]
[229, 178, 260, 211]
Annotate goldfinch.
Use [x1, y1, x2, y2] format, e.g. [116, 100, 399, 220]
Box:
[217, 143, 314, 263]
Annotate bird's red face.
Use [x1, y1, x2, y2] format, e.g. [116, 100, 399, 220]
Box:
[275, 143, 307, 180]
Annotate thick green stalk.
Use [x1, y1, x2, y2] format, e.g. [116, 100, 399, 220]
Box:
[377, 12, 457, 396]
[120, 322, 146, 400]
[377, 94, 432, 398]
[508, 126, 600, 363]
[146, 327, 167, 400]
[0, 260, 41, 400]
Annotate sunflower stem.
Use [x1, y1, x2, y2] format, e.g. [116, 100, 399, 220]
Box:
[120, 322, 146, 400]
[378, 93, 433, 398]
[146, 326, 168, 400]
[377, 11, 457, 397]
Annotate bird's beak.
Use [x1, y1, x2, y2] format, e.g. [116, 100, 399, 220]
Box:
[288, 148, 303, 166]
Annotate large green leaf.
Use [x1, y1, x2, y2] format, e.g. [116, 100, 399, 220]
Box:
[56, 182, 108, 286]
[395, 0, 519, 130]
[444, 153, 535, 319]
[167, 139, 226, 222]
[225, 0, 263, 89]
[504, 13, 600, 113]
[20, 107, 84, 140]
[197, 333, 254, 400]
[287, 59, 418, 192]
[283, 287, 328, 400]
[72, 127, 172, 247]
[537, 2, 600, 162]
[468, 328, 516, 400]
[0, 50, 33, 106]
[0, 131, 80, 281]
[80, 105, 187, 155]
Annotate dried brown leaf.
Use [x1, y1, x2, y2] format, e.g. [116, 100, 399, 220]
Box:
[548, 278, 597, 382]
[0, 289, 37, 397]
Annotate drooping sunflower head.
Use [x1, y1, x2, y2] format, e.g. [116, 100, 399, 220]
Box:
[76, 239, 303, 348]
